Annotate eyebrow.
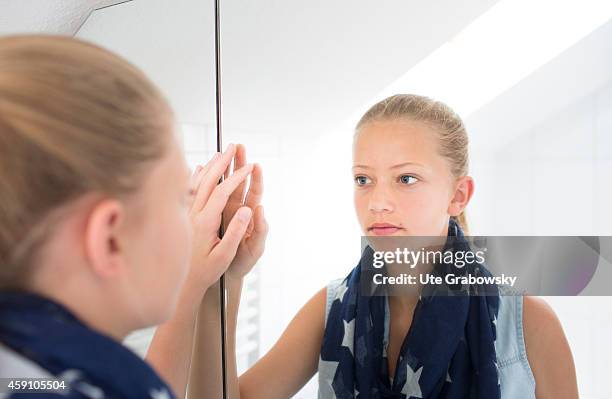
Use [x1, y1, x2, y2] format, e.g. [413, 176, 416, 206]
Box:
[352, 162, 425, 170]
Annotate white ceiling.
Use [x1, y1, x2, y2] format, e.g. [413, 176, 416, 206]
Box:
[0, 0, 501, 140]
[219, 0, 500, 138]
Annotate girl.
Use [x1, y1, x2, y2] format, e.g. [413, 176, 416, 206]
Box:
[0, 35, 266, 399]
[183, 94, 579, 398]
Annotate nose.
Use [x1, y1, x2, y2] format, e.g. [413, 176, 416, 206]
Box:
[368, 183, 394, 213]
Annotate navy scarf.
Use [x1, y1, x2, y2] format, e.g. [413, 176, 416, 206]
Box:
[0, 291, 175, 399]
[319, 218, 500, 399]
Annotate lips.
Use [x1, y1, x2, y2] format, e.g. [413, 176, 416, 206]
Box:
[368, 223, 403, 235]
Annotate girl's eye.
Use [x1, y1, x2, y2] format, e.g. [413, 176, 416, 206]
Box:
[400, 175, 418, 185]
[354, 175, 371, 186]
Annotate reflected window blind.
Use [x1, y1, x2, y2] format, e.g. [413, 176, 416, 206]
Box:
[235, 264, 261, 374]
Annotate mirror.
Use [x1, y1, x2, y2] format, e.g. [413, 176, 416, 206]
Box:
[216, 0, 612, 397]
[72, 0, 223, 395]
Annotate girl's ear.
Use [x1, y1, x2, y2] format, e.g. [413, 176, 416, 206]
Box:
[83, 198, 127, 279]
[448, 176, 474, 217]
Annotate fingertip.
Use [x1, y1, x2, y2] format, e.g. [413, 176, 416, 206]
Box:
[240, 163, 254, 174]
[237, 206, 252, 222]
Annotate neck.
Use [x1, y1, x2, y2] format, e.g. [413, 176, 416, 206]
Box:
[388, 293, 419, 310]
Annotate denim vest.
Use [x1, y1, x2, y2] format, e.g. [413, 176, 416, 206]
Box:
[319, 279, 536, 398]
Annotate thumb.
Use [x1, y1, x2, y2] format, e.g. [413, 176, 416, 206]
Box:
[212, 206, 252, 262]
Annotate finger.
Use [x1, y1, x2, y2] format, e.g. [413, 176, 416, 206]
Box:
[211, 206, 252, 265]
[228, 144, 248, 205]
[190, 164, 204, 188]
[200, 152, 221, 176]
[188, 167, 202, 203]
[192, 164, 203, 178]
[188, 153, 220, 211]
[190, 153, 219, 193]
[188, 165, 204, 210]
[249, 205, 268, 257]
[233, 144, 246, 170]
[253, 205, 267, 235]
[223, 142, 242, 181]
[206, 163, 254, 217]
[223, 153, 233, 180]
[193, 144, 236, 212]
[244, 163, 263, 209]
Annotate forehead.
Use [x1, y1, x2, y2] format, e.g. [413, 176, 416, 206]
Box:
[353, 119, 440, 165]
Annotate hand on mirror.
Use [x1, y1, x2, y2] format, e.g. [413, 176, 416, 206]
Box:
[183, 143, 255, 305]
[146, 144, 253, 399]
[222, 143, 269, 281]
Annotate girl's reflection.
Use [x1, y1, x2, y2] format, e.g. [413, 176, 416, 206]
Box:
[186, 95, 578, 399]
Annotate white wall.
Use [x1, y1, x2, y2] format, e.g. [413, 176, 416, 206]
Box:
[467, 81, 612, 399]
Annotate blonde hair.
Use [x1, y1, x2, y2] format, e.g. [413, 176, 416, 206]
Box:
[0, 35, 173, 289]
[355, 94, 470, 235]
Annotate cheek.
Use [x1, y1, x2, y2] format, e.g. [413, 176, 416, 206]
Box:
[154, 207, 192, 318]
[149, 206, 191, 296]
[121, 208, 186, 324]
[353, 190, 369, 229]
[395, 186, 449, 233]
[166, 208, 192, 279]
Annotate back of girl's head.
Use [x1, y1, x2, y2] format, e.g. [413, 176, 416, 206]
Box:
[355, 94, 470, 234]
[0, 35, 173, 289]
